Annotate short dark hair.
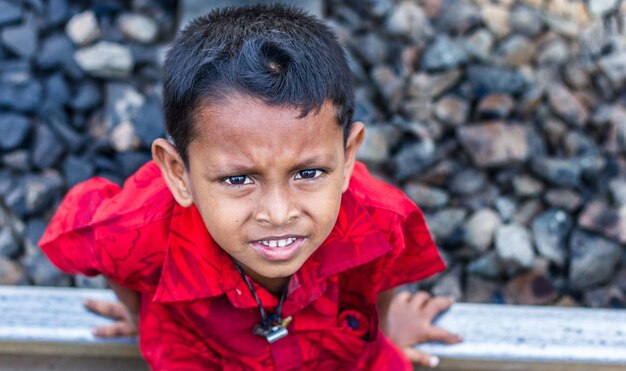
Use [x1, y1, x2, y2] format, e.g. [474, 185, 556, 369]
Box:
[162, 5, 354, 166]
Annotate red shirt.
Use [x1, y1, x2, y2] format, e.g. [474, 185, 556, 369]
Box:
[40, 161, 444, 370]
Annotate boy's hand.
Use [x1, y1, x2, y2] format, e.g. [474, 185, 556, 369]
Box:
[383, 291, 462, 368]
[84, 298, 138, 337]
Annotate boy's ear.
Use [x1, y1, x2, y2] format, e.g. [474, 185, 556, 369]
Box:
[152, 138, 194, 207]
[342, 121, 365, 192]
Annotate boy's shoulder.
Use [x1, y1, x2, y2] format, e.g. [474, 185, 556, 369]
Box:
[348, 162, 417, 221]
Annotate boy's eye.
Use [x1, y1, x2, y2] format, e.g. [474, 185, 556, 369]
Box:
[295, 169, 323, 179]
[224, 175, 252, 185]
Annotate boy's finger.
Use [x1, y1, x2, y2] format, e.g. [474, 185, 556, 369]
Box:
[403, 347, 440, 368]
[395, 290, 412, 303]
[421, 296, 455, 320]
[92, 322, 137, 338]
[409, 291, 432, 309]
[425, 326, 463, 344]
[84, 299, 126, 320]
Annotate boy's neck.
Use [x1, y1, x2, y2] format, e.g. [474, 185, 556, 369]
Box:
[238, 263, 291, 297]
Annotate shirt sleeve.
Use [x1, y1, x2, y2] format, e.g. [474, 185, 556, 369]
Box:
[38, 162, 172, 294]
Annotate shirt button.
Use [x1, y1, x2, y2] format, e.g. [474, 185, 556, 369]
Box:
[236, 289, 242, 295]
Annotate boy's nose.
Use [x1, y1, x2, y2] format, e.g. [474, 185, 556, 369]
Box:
[255, 185, 299, 226]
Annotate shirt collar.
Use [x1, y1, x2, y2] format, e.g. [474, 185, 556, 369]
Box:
[152, 190, 392, 307]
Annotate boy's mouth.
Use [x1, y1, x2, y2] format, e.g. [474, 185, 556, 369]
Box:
[250, 236, 306, 261]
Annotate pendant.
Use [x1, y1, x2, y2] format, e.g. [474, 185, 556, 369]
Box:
[253, 316, 293, 343]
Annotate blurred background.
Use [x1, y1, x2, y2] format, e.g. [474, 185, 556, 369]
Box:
[0, 0, 624, 309]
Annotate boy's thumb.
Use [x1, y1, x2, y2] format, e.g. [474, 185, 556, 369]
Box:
[403, 347, 440, 368]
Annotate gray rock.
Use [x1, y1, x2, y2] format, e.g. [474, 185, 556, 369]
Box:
[463, 29, 494, 61]
[434, 0, 481, 35]
[467, 250, 502, 279]
[44, 72, 70, 107]
[0, 0, 22, 26]
[1, 22, 38, 58]
[495, 223, 535, 270]
[391, 139, 436, 180]
[457, 122, 529, 167]
[465, 275, 501, 303]
[584, 285, 625, 308]
[70, 80, 102, 111]
[587, 0, 622, 17]
[597, 52, 626, 90]
[404, 182, 449, 210]
[563, 131, 600, 157]
[104, 83, 144, 129]
[2, 150, 31, 172]
[564, 62, 591, 89]
[512, 199, 544, 226]
[578, 201, 626, 244]
[434, 95, 468, 127]
[47, 0, 69, 26]
[545, 189, 583, 211]
[386, 1, 432, 40]
[464, 208, 502, 253]
[531, 209, 572, 267]
[0, 113, 30, 150]
[118, 13, 159, 44]
[31, 123, 65, 169]
[357, 125, 392, 164]
[134, 94, 165, 147]
[63, 155, 95, 187]
[75, 274, 108, 289]
[449, 168, 487, 195]
[498, 35, 535, 67]
[477, 94, 514, 119]
[536, 39, 570, 65]
[408, 70, 463, 99]
[609, 179, 626, 206]
[481, 4, 510, 37]
[531, 157, 582, 188]
[431, 265, 463, 300]
[74, 41, 134, 79]
[462, 183, 500, 212]
[352, 33, 387, 66]
[467, 65, 526, 98]
[21, 218, 71, 286]
[36, 33, 75, 71]
[509, 5, 543, 37]
[23, 172, 63, 215]
[421, 36, 468, 71]
[0, 71, 43, 112]
[569, 230, 622, 291]
[65, 10, 100, 46]
[115, 151, 151, 180]
[512, 174, 544, 197]
[494, 196, 517, 222]
[45, 110, 84, 152]
[547, 85, 589, 127]
[0, 227, 20, 258]
[0, 257, 28, 285]
[426, 208, 467, 248]
[504, 271, 558, 305]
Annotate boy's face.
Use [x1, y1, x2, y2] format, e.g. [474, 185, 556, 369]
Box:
[153, 95, 364, 293]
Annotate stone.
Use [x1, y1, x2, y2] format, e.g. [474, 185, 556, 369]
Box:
[536, 38, 570, 65]
[597, 52, 626, 90]
[2, 150, 31, 172]
[70, 80, 102, 111]
[47, 0, 69, 26]
[562, 131, 599, 157]
[464, 208, 502, 253]
[391, 139, 436, 180]
[23, 173, 63, 215]
[457, 122, 529, 167]
[0, 0, 22, 26]
[104, 83, 144, 128]
[65, 10, 100, 46]
[0, 257, 28, 285]
[531, 209, 572, 267]
[434, 95, 468, 127]
[512, 174, 544, 197]
[74, 41, 134, 79]
[0, 227, 20, 258]
[431, 265, 463, 300]
[134, 95, 165, 147]
[371, 65, 403, 104]
[476, 94, 514, 119]
[564, 62, 591, 89]
[504, 271, 559, 305]
[531, 157, 582, 188]
[466, 275, 501, 303]
[110, 120, 140, 152]
[434, 0, 481, 35]
[578, 201, 626, 244]
[569, 229, 622, 291]
[44, 73, 71, 107]
[509, 5, 543, 37]
[0, 113, 30, 150]
[357, 125, 394, 164]
[1, 22, 38, 59]
[426, 208, 467, 248]
[545, 189, 583, 211]
[495, 196, 517, 222]
[512, 199, 543, 226]
[587, 0, 622, 17]
[462, 183, 500, 212]
[609, 179, 626, 206]
[75, 274, 108, 289]
[449, 168, 487, 195]
[408, 70, 463, 99]
[467, 65, 526, 98]
[63, 155, 95, 187]
[495, 223, 535, 270]
[404, 182, 449, 210]
[115, 151, 151, 180]
[498, 35, 535, 67]
[118, 13, 159, 44]
[36, 33, 75, 70]
[584, 285, 625, 309]
[31, 123, 65, 169]
[44, 110, 84, 152]
[544, 15, 579, 38]
[421, 36, 468, 71]
[0, 71, 43, 112]
[547, 85, 588, 127]
[463, 29, 494, 62]
[481, 4, 510, 38]
[352, 34, 387, 66]
[467, 251, 502, 279]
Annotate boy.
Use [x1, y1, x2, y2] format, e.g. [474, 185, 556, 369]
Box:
[40, 5, 460, 370]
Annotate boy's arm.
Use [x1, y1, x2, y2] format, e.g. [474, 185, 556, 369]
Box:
[378, 289, 462, 368]
[84, 279, 139, 337]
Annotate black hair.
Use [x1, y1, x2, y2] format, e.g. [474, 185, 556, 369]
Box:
[162, 4, 354, 166]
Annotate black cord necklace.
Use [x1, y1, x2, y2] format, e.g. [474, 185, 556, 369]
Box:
[232, 259, 292, 343]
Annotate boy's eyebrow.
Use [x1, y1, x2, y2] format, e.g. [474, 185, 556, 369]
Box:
[206, 154, 337, 175]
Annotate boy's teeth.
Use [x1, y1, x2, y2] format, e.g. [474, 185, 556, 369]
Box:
[259, 237, 297, 248]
